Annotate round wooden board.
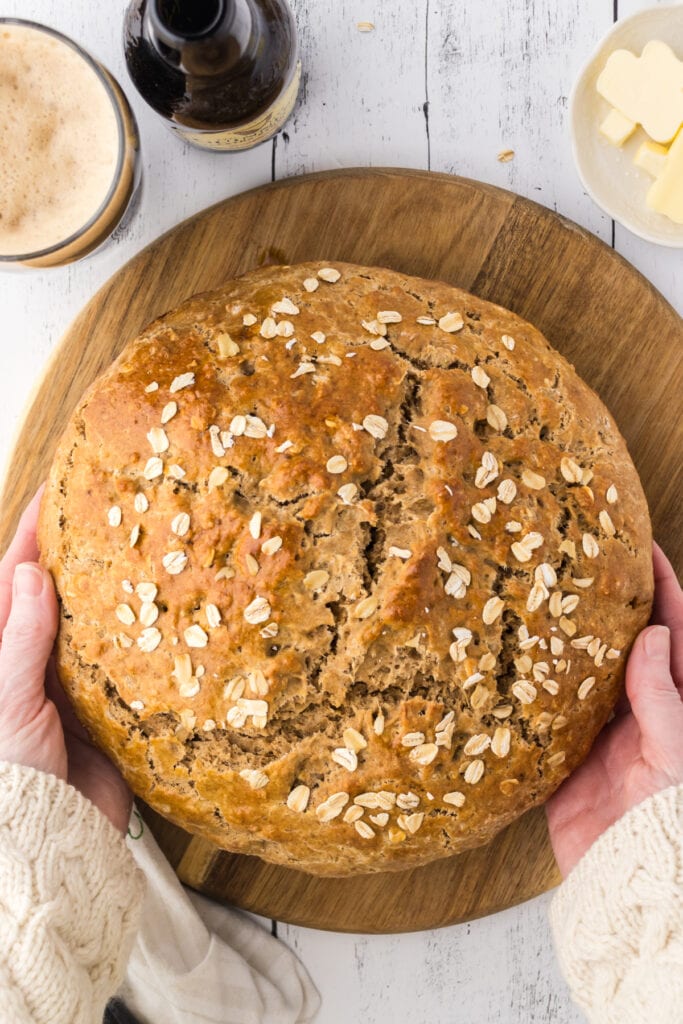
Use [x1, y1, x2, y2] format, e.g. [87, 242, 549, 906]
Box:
[1, 169, 681, 934]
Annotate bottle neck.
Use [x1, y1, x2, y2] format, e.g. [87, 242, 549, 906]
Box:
[147, 0, 254, 75]
[151, 0, 229, 41]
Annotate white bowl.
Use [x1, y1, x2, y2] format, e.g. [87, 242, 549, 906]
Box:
[570, 4, 683, 247]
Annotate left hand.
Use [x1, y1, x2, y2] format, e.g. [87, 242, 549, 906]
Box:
[547, 543, 683, 877]
[0, 488, 132, 834]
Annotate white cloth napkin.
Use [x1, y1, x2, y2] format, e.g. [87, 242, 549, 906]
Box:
[117, 808, 321, 1024]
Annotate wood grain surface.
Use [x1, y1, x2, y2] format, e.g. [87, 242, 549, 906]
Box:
[1, 167, 680, 934]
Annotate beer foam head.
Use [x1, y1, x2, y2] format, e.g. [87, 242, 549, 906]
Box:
[0, 23, 120, 257]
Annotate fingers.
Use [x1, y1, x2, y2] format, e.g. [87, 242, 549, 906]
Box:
[652, 543, 683, 691]
[0, 563, 58, 723]
[0, 487, 45, 639]
[626, 625, 683, 775]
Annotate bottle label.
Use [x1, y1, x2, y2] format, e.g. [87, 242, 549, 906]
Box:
[173, 60, 301, 151]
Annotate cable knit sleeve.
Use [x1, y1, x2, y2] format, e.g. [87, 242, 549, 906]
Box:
[0, 761, 144, 1024]
[550, 784, 683, 1024]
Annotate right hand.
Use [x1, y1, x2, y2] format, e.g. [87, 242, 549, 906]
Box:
[0, 489, 133, 834]
[547, 542, 683, 877]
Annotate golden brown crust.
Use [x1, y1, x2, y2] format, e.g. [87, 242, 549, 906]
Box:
[38, 261, 653, 875]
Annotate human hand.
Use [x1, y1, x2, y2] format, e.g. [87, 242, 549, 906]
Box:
[547, 543, 683, 877]
[0, 488, 132, 833]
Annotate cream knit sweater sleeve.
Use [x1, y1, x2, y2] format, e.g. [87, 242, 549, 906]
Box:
[550, 783, 683, 1024]
[0, 761, 144, 1024]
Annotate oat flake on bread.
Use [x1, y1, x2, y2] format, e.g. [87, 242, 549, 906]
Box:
[38, 261, 653, 875]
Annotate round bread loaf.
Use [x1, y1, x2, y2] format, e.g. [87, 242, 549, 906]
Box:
[39, 261, 653, 875]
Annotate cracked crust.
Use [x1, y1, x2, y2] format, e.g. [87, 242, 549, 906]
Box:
[38, 261, 653, 876]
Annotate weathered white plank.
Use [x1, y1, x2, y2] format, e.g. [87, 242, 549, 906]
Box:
[279, 891, 584, 1024]
[278, 0, 429, 176]
[427, 0, 613, 245]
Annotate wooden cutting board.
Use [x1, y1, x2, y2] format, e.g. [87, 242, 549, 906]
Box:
[1, 168, 681, 933]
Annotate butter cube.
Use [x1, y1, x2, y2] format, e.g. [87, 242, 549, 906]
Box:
[633, 139, 669, 178]
[647, 129, 683, 224]
[600, 107, 637, 146]
[597, 40, 683, 144]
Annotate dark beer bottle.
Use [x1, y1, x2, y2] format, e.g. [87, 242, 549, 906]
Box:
[123, 0, 300, 151]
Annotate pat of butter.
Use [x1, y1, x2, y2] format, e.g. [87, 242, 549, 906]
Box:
[597, 40, 683, 144]
[633, 139, 669, 178]
[647, 129, 683, 224]
[600, 108, 636, 146]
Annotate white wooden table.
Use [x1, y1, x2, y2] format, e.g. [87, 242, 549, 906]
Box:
[1, 2, 680, 1022]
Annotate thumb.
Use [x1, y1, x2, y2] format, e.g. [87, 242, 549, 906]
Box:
[626, 625, 683, 770]
[0, 563, 58, 722]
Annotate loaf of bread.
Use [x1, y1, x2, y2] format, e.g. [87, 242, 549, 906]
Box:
[38, 261, 653, 875]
